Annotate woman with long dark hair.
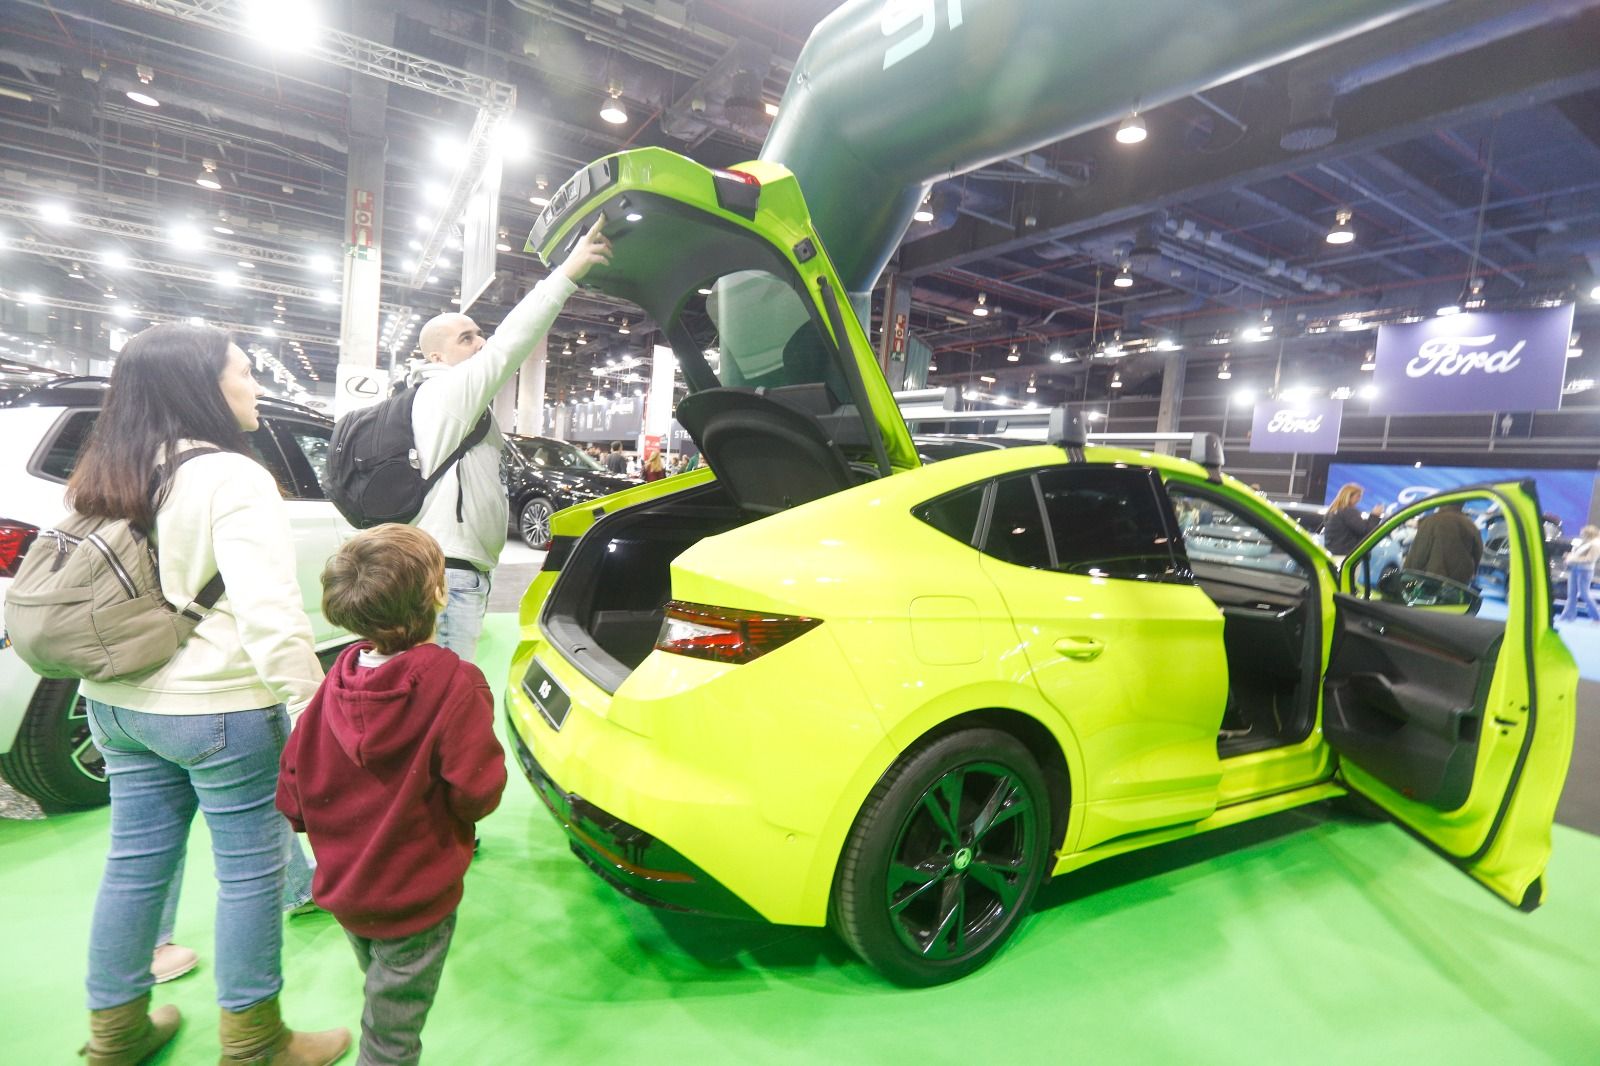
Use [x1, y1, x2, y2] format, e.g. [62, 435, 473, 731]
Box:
[71, 324, 348, 1065]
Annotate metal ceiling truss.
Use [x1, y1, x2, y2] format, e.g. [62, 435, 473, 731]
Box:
[113, 1, 518, 296]
[114, 1, 515, 112]
[0, 290, 339, 347]
[0, 196, 312, 269]
[11, 238, 334, 304]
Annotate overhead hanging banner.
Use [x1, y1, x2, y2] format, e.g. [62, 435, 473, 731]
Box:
[1369, 306, 1574, 415]
[1249, 397, 1343, 453]
[459, 149, 503, 314]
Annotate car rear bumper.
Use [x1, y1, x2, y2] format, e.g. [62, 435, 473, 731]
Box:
[505, 711, 761, 920]
[503, 624, 888, 927]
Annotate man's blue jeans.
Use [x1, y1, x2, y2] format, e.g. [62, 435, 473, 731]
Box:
[85, 701, 288, 1011]
[436, 566, 490, 661]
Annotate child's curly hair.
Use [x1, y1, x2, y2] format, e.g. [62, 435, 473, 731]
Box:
[321, 524, 445, 654]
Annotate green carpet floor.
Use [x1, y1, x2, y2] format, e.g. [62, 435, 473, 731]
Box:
[3, 614, 1598, 1064]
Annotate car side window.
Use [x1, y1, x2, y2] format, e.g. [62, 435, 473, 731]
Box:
[31, 410, 99, 481]
[247, 427, 297, 499]
[1169, 484, 1306, 578]
[982, 474, 1051, 569]
[1035, 466, 1180, 580]
[912, 483, 986, 546]
[268, 420, 332, 501]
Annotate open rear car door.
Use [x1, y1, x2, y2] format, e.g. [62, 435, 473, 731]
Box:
[1326, 482, 1577, 908]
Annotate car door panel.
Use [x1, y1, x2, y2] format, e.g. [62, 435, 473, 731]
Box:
[1330, 482, 1577, 908]
[1324, 597, 1503, 810]
[979, 466, 1227, 851]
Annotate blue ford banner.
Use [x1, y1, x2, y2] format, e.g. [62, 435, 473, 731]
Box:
[1370, 306, 1575, 414]
[1326, 462, 1597, 534]
[1249, 397, 1343, 453]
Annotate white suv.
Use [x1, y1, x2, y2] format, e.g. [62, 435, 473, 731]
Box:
[0, 376, 349, 810]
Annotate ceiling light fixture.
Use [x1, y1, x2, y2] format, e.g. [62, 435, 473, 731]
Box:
[195, 160, 221, 190]
[1115, 112, 1147, 145]
[1360, 350, 1377, 371]
[1217, 361, 1232, 380]
[1326, 208, 1355, 245]
[1113, 266, 1134, 289]
[1007, 344, 1020, 362]
[126, 66, 158, 107]
[1436, 304, 1462, 317]
[618, 318, 631, 334]
[39, 201, 72, 225]
[1110, 370, 1123, 388]
[972, 292, 990, 317]
[600, 90, 628, 125]
[913, 194, 934, 224]
[576, 332, 587, 345]
[67, 262, 85, 279]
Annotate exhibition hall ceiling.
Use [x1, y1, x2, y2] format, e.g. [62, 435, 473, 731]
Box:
[2, 0, 1599, 407]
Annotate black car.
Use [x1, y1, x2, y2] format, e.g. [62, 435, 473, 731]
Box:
[501, 434, 634, 547]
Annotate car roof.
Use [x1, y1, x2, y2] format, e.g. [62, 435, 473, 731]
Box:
[0, 375, 329, 423]
[505, 433, 571, 447]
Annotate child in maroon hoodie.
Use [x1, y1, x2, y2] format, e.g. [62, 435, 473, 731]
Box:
[277, 524, 506, 1066]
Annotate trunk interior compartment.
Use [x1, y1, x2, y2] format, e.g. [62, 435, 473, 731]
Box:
[541, 481, 748, 693]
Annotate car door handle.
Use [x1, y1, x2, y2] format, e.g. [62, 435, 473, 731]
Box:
[1054, 637, 1105, 661]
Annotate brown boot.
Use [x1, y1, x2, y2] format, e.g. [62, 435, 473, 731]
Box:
[217, 995, 350, 1066]
[81, 992, 181, 1065]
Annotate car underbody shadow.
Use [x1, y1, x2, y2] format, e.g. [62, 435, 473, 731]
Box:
[1033, 804, 1341, 914]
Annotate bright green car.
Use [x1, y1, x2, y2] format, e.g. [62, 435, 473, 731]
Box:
[506, 148, 1577, 986]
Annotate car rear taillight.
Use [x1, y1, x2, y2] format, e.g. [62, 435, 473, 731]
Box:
[654, 600, 820, 665]
[0, 520, 39, 579]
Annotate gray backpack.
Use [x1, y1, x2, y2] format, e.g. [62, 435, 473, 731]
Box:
[2, 448, 226, 682]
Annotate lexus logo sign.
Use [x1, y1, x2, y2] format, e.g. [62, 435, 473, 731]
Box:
[344, 375, 380, 399]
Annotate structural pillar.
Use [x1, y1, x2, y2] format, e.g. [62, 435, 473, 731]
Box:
[877, 270, 913, 387]
[333, 0, 393, 417]
[1155, 350, 1187, 455]
[516, 338, 548, 435]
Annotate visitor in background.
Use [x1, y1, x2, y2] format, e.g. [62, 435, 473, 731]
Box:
[408, 219, 611, 660]
[68, 323, 347, 1065]
[1324, 482, 1384, 557]
[1404, 501, 1482, 585]
[642, 452, 666, 482]
[605, 441, 628, 475]
[279, 524, 505, 1066]
[1560, 525, 1600, 623]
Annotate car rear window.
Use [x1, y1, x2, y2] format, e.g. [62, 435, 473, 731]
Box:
[913, 484, 985, 545]
[32, 409, 98, 481]
[983, 475, 1051, 569]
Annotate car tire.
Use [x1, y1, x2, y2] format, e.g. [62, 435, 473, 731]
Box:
[519, 497, 555, 548]
[0, 678, 108, 811]
[833, 728, 1050, 986]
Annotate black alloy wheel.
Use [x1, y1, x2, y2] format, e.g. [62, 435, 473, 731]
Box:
[519, 497, 555, 548]
[0, 678, 109, 811]
[833, 729, 1050, 986]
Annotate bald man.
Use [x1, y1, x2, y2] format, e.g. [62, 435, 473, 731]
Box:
[410, 219, 610, 659]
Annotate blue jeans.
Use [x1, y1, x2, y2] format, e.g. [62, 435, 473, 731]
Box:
[86, 702, 288, 1011]
[156, 827, 316, 944]
[1560, 564, 1598, 622]
[435, 567, 490, 661]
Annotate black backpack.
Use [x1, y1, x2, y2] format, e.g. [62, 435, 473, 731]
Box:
[326, 384, 491, 529]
